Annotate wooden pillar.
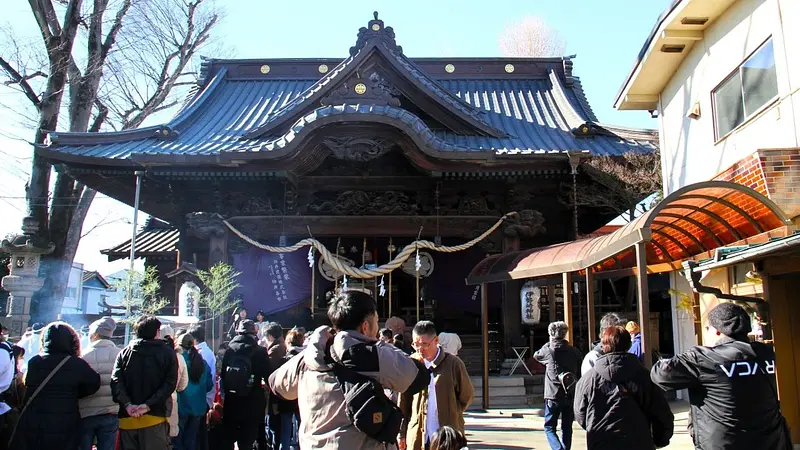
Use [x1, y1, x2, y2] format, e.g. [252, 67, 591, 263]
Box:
[481, 283, 490, 410]
[585, 268, 596, 347]
[501, 279, 521, 353]
[763, 272, 800, 445]
[501, 235, 521, 356]
[635, 242, 651, 368]
[563, 272, 574, 343]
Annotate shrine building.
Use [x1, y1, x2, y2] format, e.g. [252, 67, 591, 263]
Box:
[39, 14, 660, 373]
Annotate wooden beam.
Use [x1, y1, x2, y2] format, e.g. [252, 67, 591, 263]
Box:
[481, 283, 490, 411]
[635, 242, 652, 368]
[563, 272, 574, 344]
[763, 274, 800, 445]
[226, 215, 500, 238]
[624, 94, 659, 104]
[661, 29, 704, 41]
[586, 268, 596, 348]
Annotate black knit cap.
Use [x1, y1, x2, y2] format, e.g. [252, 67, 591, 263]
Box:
[237, 319, 257, 335]
[707, 302, 751, 338]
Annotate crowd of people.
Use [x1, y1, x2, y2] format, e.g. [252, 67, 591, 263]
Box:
[534, 303, 791, 450]
[0, 293, 791, 450]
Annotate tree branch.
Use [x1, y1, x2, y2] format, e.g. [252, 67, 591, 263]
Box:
[0, 57, 42, 109]
[27, 0, 55, 46]
[100, 0, 132, 61]
[89, 98, 109, 132]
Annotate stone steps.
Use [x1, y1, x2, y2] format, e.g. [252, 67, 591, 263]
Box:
[467, 375, 546, 409]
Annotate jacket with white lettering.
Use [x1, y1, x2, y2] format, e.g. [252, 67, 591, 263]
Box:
[650, 337, 790, 450]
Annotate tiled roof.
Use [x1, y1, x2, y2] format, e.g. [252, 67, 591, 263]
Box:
[44, 67, 656, 161]
[41, 14, 657, 163]
[102, 227, 179, 261]
[82, 270, 111, 288]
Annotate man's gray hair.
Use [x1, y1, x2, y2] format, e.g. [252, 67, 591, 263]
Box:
[599, 313, 625, 338]
[412, 320, 437, 338]
[548, 321, 569, 340]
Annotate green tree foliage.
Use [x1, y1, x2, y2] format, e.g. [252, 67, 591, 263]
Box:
[113, 265, 168, 324]
[196, 262, 241, 344]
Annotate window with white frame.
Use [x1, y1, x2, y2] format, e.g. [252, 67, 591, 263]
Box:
[713, 38, 779, 139]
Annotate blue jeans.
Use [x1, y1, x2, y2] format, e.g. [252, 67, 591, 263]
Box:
[174, 415, 202, 450]
[78, 414, 119, 450]
[544, 398, 574, 450]
[267, 412, 296, 450]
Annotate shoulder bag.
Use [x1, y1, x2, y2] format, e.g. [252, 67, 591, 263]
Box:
[8, 355, 71, 446]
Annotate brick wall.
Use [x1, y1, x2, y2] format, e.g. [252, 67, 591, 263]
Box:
[713, 149, 800, 220]
[712, 152, 768, 195]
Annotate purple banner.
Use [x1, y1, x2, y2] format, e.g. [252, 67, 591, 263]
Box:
[429, 247, 501, 313]
[232, 248, 312, 315]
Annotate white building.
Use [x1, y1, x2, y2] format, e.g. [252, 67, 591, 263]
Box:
[615, 0, 800, 440]
[60, 262, 84, 314]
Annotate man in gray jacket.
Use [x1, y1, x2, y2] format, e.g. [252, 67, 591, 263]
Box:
[269, 290, 427, 450]
[79, 317, 122, 450]
[581, 313, 625, 375]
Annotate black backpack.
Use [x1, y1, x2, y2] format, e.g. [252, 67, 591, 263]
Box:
[224, 350, 253, 397]
[331, 343, 403, 444]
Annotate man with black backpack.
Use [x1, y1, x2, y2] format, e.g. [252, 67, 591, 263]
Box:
[534, 321, 583, 450]
[220, 319, 271, 450]
[269, 290, 429, 450]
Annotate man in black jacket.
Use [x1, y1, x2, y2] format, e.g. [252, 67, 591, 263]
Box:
[111, 315, 178, 450]
[651, 302, 790, 450]
[221, 319, 272, 450]
[534, 321, 583, 450]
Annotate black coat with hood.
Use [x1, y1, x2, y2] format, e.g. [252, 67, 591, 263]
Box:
[651, 337, 790, 450]
[111, 337, 178, 418]
[534, 339, 583, 400]
[574, 352, 674, 450]
[15, 323, 101, 450]
[221, 333, 272, 420]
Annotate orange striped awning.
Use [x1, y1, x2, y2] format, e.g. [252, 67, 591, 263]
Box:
[467, 181, 791, 284]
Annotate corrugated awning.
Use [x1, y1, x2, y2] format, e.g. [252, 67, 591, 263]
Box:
[467, 181, 791, 284]
[102, 228, 179, 262]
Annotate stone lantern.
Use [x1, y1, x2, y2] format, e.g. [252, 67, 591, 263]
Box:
[1, 217, 54, 337]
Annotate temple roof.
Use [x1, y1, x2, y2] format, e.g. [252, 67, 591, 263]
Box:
[40, 13, 657, 167]
[101, 218, 179, 262]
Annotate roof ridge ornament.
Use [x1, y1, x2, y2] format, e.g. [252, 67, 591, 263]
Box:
[350, 11, 403, 56]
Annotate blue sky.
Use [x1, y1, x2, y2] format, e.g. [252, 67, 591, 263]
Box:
[0, 0, 670, 273]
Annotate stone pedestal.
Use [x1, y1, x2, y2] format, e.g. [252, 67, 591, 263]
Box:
[1, 217, 54, 337]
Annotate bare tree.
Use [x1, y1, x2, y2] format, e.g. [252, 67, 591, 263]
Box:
[564, 151, 663, 222]
[0, 0, 220, 321]
[498, 16, 567, 57]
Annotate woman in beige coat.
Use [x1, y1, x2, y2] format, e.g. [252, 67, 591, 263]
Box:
[160, 325, 188, 439]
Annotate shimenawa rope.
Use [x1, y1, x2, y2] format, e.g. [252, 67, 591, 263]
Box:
[222, 212, 515, 279]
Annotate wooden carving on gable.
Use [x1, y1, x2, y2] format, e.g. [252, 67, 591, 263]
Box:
[307, 191, 419, 215]
[321, 136, 394, 162]
[320, 71, 401, 107]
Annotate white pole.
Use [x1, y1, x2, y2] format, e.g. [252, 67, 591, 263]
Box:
[124, 171, 144, 345]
